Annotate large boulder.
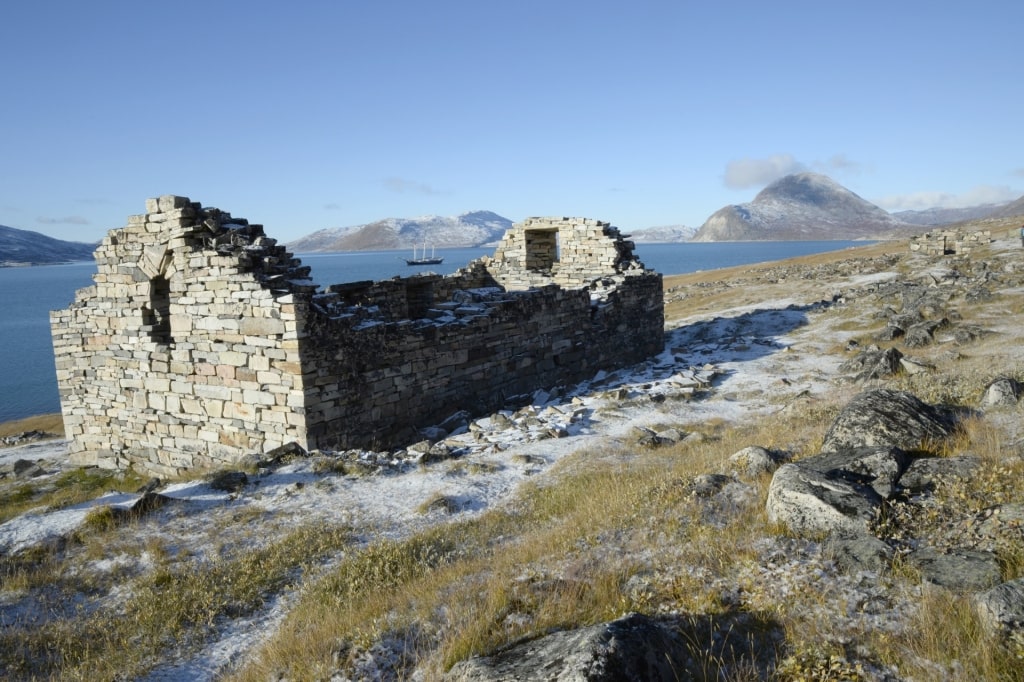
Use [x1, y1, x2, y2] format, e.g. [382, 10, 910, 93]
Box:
[981, 377, 1021, 407]
[766, 447, 907, 537]
[766, 468, 879, 538]
[974, 578, 1024, 637]
[726, 445, 784, 478]
[821, 389, 957, 453]
[444, 613, 694, 681]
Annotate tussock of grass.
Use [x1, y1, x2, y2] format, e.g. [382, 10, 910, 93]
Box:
[0, 524, 351, 680]
[0, 466, 148, 525]
[874, 588, 1021, 680]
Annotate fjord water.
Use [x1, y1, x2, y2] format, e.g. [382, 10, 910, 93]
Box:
[0, 241, 868, 424]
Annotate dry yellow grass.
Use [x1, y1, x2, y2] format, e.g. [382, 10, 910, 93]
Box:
[0, 412, 64, 440]
[4, 226, 1024, 680]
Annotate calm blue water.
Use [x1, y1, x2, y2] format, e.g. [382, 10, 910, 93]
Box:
[0, 241, 868, 423]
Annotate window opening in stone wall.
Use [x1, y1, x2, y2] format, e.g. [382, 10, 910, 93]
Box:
[147, 275, 173, 344]
[525, 228, 559, 272]
[406, 281, 434, 319]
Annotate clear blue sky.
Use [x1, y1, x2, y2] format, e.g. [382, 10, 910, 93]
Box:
[2, 0, 1022, 243]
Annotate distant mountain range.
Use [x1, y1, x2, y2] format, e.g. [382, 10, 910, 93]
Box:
[891, 203, 1010, 226]
[0, 226, 96, 266]
[628, 225, 699, 243]
[287, 211, 513, 252]
[288, 175, 1022, 250]
[9, 178, 1023, 264]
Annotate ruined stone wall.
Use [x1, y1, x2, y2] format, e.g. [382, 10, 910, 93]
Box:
[299, 271, 662, 450]
[909, 229, 992, 256]
[481, 217, 647, 290]
[51, 196, 314, 475]
[52, 199, 663, 474]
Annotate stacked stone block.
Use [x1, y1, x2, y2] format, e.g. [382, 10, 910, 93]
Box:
[53, 205, 663, 474]
[909, 229, 993, 256]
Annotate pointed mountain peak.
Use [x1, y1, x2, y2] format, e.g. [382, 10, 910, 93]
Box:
[692, 173, 904, 242]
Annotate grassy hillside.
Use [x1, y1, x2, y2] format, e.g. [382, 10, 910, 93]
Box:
[2, 220, 1023, 680]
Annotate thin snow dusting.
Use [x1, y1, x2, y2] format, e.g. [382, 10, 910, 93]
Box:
[0, 252, 912, 680]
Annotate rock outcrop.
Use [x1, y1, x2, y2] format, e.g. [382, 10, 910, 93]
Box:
[444, 613, 692, 682]
[819, 389, 958, 453]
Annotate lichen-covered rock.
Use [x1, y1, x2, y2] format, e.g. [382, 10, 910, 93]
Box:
[444, 613, 693, 681]
[766, 462, 884, 538]
[898, 455, 980, 493]
[726, 445, 783, 478]
[974, 578, 1024, 637]
[907, 547, 1002, 593]
[982, 377, 1021, 407]
[824, 533, 895, 574]
[798, 446, 910, 499]
[820, 389, 957, 453]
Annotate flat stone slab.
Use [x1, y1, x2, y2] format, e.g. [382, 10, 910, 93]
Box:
[907, 547, 1002, 593]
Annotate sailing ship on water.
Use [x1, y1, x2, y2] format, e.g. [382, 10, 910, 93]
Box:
[404, 243, 443, 266]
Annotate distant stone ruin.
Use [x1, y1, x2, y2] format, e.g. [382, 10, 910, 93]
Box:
[51, 197, 664, 475]
[909, 228, 993, 256]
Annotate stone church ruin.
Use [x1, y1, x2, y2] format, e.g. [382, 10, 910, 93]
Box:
[51, 196, 664, 475]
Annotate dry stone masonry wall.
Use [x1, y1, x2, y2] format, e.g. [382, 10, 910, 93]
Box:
[909, 228, 993, 256]
[51, 197, 663, 475]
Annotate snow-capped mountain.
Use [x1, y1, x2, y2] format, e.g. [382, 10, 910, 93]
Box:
[288, 211, 513, 252]
[692, 173, 915, 242]
[628, 225, 699, 243]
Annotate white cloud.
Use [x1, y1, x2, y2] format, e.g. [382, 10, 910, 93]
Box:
[817, 154, 862, 174]
[874, 185, 1021, 211]
[723, 154, 806, 189]
[383, 177, 446, 196]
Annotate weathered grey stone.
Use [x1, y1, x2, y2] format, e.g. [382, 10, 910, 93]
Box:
[898, 456, 980, 493]
[443, 613, 693, 682]
[820, 389, 957, 454]
[907, 547, 1002, 592]
[904, 320, 944, 348]
[898, 357, 934, 375]
[687, 473, 733, 497]
[206, 470, 248, 492]
[798, 446, 910, 499]
[766, 462, 883, 537]
[839, 347, 903, 381]
[824, 533, 895, 574]
[973, 578, 1024, 636]
[982, 377, 1021, 407]
[726, 445, 782, 478]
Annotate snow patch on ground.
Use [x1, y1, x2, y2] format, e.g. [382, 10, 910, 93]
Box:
[0, 260, 905, 680]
